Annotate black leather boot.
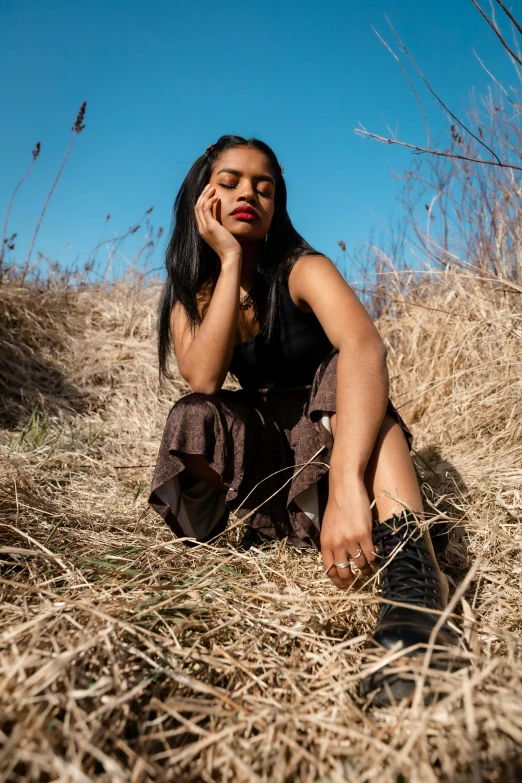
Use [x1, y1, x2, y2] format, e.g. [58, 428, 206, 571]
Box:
[359, 509, 460, 706]
[240, 526, 269, 551]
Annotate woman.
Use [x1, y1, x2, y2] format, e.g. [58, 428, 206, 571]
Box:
[149, 135, 458, 705]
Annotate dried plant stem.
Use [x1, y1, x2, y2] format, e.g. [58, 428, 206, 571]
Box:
[1, 264, 521, 780]
[23, 102, 86, 281]
[24, 137, 76, 280]
[0, 143, 40, 281]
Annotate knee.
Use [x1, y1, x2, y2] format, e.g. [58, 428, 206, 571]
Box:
[371, 413, 413, 465]
[368, 412, 404, 443]
[166, 392, 220, 429]
[382, 412, 400, 431]
[328, 411, 397, 441]
[171, 391, 218, 414]
[179, 391, 217, 404]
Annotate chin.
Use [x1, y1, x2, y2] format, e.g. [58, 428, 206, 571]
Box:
[228, 224, 263, 241]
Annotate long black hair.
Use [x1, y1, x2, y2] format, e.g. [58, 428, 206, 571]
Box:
[158, 134, 323, 377]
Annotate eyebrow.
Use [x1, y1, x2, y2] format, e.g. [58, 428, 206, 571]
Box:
[216, 168, 275, 186]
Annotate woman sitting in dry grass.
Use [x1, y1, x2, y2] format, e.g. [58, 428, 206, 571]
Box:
[149, 134, 458, 705]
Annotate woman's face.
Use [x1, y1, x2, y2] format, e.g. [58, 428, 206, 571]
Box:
[207, 146, 276, 243]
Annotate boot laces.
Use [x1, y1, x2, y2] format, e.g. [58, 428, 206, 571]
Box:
[373, 518, 441, 609]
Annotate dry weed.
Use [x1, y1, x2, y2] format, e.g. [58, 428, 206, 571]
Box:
[1, 267, 521, 782]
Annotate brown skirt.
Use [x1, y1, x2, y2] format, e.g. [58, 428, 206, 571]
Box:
[148, 351, 414, 551]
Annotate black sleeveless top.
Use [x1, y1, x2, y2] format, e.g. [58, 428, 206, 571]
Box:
[229, 275, 334, 389]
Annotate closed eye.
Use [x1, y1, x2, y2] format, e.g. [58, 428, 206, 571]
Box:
[219, 183, 272, 198]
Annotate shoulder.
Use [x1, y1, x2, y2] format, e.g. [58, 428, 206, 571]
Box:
[286, 253, 382, 349]
[289, 253, 345, 284]
[288, 254, 351, 311]
[172, 280, 213, 325]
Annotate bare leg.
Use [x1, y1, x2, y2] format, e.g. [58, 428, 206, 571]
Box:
[182, 454, 229, 493]
[329, 412, 448, 604]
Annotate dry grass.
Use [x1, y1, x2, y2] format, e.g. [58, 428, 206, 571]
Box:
[1, 267, 521, 782]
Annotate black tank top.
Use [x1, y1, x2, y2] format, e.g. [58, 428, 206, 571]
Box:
[229, 274, 334, 389]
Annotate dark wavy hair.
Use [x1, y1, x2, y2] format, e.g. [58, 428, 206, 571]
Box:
[158, 134, 323, 377]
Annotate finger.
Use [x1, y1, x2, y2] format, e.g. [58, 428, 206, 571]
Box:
[214, 195, 222, 223]
[332, 567, 354, 590]
[354, 558, 373, 580]
[194, 187, 208, 226]
[209, 194, 219, 221]
[194, 198, 208, 234]
[200, 192, 218, 225]
[195, 183, 210, 207]
[330, 550, 354, 590]
[321, 546, 332, 575]
[326, 566, 352, 590]
[198, 194, 218, 233]
[359, 531, 377, 566]
[332, 550, 352, 578]
[195, 185, 213, 215]
[349, 546, 369, 572]
[203, 197, 220, 235]
[322, 548, 344, 589]
[201, 186, 216, 210]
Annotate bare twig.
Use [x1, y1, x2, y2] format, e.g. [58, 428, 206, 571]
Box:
[354, 128, 522, 171]
[472, 48, 522, 114]
[372, 25, 431, 148]
[384, 15, 500, 164]
[471, 0, 522, 67]
[494, 0, 522, 38]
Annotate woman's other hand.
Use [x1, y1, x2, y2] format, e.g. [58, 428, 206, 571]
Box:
[320, 476, 376, 590]
[194, 184, 242, 263]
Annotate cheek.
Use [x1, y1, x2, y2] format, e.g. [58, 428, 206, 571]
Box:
[213, 185, 228, 203]
[214, 188, 234, 218]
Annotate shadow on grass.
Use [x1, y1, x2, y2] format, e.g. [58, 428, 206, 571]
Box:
[0, 288, 87, 429]
[414, 444, 470, 558]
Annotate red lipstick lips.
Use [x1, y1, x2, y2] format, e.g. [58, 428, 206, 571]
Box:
[230, 206, 258, 220]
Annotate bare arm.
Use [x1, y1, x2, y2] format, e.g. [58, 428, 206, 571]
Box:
[172, 183, 243, 395]
[289, 254, 388, 474]
[289, 255, 389, 587]
[172, 256, 242, 394]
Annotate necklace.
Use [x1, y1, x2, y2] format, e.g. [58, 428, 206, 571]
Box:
[239, 289, 254, 310]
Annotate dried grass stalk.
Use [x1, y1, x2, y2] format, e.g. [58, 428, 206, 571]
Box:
[1, 265, 521, 782]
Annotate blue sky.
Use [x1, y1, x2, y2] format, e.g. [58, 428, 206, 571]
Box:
[0, 0, 517, 279]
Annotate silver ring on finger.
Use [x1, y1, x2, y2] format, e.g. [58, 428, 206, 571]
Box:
[334, 561, 351, 569]
[352, 549, 363, 560]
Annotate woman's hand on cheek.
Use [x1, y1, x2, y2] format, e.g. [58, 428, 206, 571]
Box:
[194, 185, 242, 264]
[320, 476, 376, 590]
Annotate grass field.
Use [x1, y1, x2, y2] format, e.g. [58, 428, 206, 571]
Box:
[1, 264, 521, 782]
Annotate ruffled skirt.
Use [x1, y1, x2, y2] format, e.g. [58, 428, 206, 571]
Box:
[148, 351, 413, 550]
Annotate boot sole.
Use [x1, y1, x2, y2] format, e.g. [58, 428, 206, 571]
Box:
[360, 648, 463, 707]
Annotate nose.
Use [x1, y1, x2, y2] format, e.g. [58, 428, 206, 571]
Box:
[237, 180, 256, 203]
